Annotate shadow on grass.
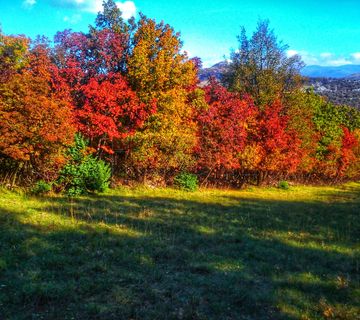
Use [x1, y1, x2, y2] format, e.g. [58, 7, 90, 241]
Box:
[0, 187, 359, 319]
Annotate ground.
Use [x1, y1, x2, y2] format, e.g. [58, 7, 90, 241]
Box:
[0, 183, 359, 319]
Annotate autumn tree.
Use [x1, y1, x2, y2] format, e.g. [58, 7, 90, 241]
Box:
[344, 128, 360, 179]
[239, 100, 303, 184]
[338, 127, 358, 176]
[0, 36, 75, 183]
[0, 30, 29, 82]
[224, 20, 304, 106]
[53, 2, 153, 156]
[124, 14, 200, 180]
[76, 73, 152, 154]
[196, 79, 256, 185]
[309, 96, 360, 178]
[285, 90, 320, 175]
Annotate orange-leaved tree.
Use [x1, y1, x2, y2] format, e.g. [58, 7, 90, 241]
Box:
[124, 14, 201, 180]
[0, 36, 75, 182]
[239, 100, 303, 184]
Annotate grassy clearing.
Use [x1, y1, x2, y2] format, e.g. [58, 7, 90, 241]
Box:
[0, 183, 359, 319]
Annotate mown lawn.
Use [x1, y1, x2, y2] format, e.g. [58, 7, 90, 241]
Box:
[0, 183, 359, 320]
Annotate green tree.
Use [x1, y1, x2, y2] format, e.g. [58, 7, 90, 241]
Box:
[0, 30, 29, 82]
[224, 20, 304, 106]
[58, 134, 111, 196]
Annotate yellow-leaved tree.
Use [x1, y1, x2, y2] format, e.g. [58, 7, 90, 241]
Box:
[125, 14, 201, 182]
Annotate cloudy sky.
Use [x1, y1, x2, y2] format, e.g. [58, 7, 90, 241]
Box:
[1, 0, 360, 67]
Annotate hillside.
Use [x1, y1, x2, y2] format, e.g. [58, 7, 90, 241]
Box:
[307, 77, 360, 108]
[199, 62, 360, 109]
[199, 61, 230, 82]
[301, 65, 360, 78]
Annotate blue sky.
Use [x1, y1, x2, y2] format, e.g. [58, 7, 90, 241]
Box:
[1, 0, 360, 67]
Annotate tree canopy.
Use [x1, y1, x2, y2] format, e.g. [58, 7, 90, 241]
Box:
[224, 19, 305, 106]
[1, 2, 359, 186]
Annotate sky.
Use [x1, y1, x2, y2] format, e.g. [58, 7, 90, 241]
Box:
[1, 0, 360, 67]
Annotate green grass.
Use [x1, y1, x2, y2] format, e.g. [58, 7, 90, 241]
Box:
[0, 183, 359, 319]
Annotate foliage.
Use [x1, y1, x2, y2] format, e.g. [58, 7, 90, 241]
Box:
[345, 129, 360, 178]
[126, 89, 198, 176]
[285, 90, 319, 173]
[278, 180, 290, 190]
[76, 73, 153, 152]
[53, 19, 153, 155]
[1, 4, 360, 187]
[173, 172, 199, 191]
[31, 180, 52, 195]
[224, 19, 304, 106]
[0, 31, 29, 82]
[0, 36, 75, 181]
[197, 79, 256, 171]
[338, 127, 359, 176]
[239, 100, 303, 180]
[126, 14, 197, 103]
[58, 135, 111, 196]
[124, 14, 200, 177]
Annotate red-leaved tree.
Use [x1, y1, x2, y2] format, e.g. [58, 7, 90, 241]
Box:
[196, 79, 256, 184]
[54, 27, 155, 155]
[239, 100, 303, 183]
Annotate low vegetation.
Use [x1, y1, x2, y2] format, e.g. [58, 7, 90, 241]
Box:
[0, 183, 359, 319]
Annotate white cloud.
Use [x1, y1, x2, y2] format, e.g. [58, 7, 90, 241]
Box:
[325, 58, 352, 66]
[351, 52, 360, 61]
[116, 1, 136, 20]
[320, 52, 332, 58]
[286, 50, 298, 57]
[23, 0, 36, 7]
[289, 50, 319, 65]
[84, 0, 103, 13]
[289, 50, 358, 66]
[63, 13, 82, 24]
[49, 0, 136, 18]
[202, 55, 228, 68]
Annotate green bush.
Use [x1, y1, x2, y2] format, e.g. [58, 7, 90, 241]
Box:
[278, 180, 290, 190]
[174, 172, 198, 192]
[58, 134, 111, 196]
[31, 180, 52, 195]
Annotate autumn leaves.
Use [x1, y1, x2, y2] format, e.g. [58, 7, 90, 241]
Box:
[0, 1, 359, 186]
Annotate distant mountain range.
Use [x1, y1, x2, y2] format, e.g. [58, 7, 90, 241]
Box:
[199, 61, 229, 82]
[199, 62, 360, 81]
[198, 62, 360, 109]
[302, 65, 360, 79]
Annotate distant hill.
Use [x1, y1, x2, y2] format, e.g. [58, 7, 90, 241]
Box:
[199, 61, 229, 82]
[199, 61, 360, 109]
[199, 62, 360, 81]
[308, 77, 360, 109]
[347, 73, 360, 80]
[301, 65, 360, 78]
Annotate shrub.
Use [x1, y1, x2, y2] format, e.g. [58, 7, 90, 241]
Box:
[58, 134, 111, 196]
[278, 180, 290, 190]
[174, 172, 198, 192]
[31, 180, 52, 195]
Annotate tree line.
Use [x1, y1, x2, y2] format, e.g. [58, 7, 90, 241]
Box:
[1, 0, 359, 189]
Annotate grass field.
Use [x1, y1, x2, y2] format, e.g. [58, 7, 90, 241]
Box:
[0, 183, 359, 320]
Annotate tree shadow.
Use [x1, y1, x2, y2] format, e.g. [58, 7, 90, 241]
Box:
[0, 187, 359, 319]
